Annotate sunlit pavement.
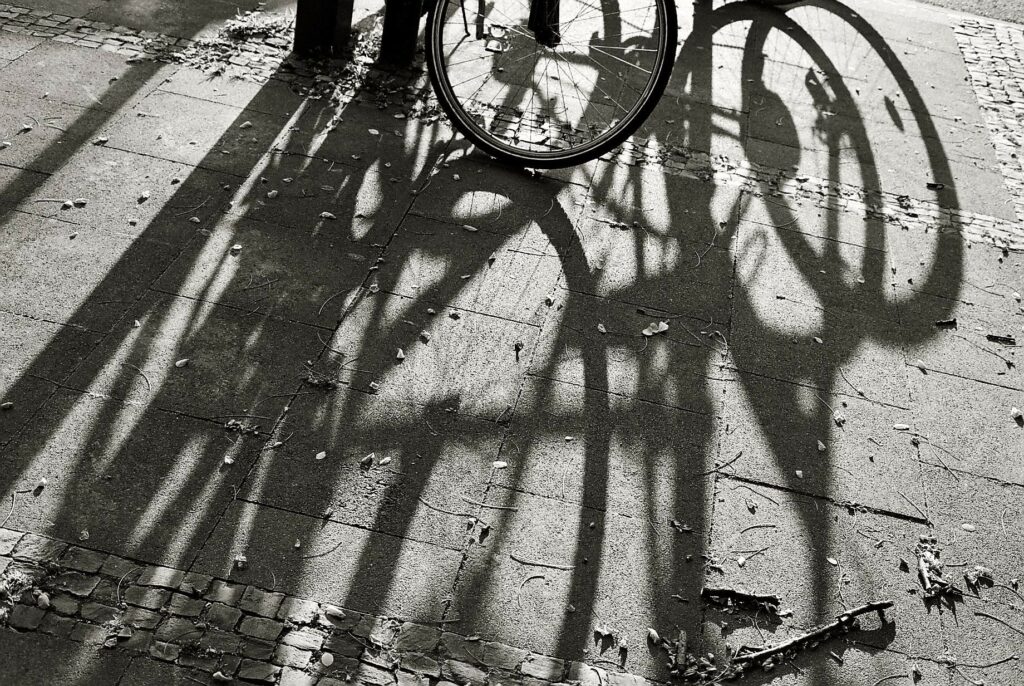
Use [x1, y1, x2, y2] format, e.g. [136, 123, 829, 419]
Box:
[1, 0, 1023, 684]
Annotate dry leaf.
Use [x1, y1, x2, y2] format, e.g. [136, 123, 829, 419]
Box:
[266, 189, 278, 199]
[360, 453, 374, 468]
[396, 348, 405, 361]
[961, 523, 977, 532]
[320, 211, 337, 220]
[893, 423, 910, 431]
[827, 557, 838, 566]
[379, 456, 392, 466]
[817, 440, 826, 452]
[493, 461, 508, 469]
[597, 323, 607, 334]
[647, 628, 661, 644]
[0, 402, 13, 411]
[463, 224, 479, 232]
[174, 358, 189, 368]
[239, 121, 253, 129]
[795, 470, 804, 479]
[321, 653, 335, 667]
[814, 336, 823, 344]
[315, 451, 327, 461]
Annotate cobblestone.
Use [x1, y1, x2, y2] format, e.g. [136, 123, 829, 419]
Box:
[59, 546, 107, 574]
[955, 19, 1024, 226]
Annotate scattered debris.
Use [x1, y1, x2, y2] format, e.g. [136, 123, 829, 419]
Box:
[642, 321, 669, 336]
[915, 534, 962, 600]
[934, 318, 957, 329]
[986, 333, 1017, 346]
[701, 587, 782, 616]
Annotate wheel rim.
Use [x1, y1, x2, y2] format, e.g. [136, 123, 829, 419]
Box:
[429, 0, 673, 163]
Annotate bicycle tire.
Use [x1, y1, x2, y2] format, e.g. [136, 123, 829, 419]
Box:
[425, 0, 678, 168]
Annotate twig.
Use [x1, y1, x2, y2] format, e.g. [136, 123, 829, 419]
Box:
[895, 490, 929, 523]
[952, 664, 984, 686]
[116, 566, 143, 606]
[171, 195, 210, 217]
[990, 583, 1024, 605]
[517, 573, 545, 609]
[121, 362, 151, 394]
[870, 676, 905, 686]
[510, 552, 574, 571]
[0, 492, 16, 529]
[959, 654, 1019, 669]
[698, 451, 742, 477]
[738, 524, 777, 536]
[733, 601, 893, 665]
[460, 496, 518, 511]
[234, 277, 280, 293]
[417, 496, 480, 521]
[974, 611, 1024, 637]
[214, 414, 272, 420]
[301, 538, 344, 559]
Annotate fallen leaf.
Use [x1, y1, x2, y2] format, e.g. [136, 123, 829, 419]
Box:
[913, 359, 927, 371]
[294, 539, 301, 548]
[1013, 407, 1022, 421]
[961, 523, 976, 532]
[174, 358, 190, 368]
[737, 556, 747, 567]
[79, 529, 89, 541]
[320, 211, 337, 220]
[223, 455, 235, 465]
[0, 402, 13, 411]
[360, 453, 374, 468]
[817, 440, 826, 452]
[597, 323, 607, 334]
[814, 336, 823, 344]
[266, 189, 278, 199]
[92, 136, 109, 145]
[321, 653, 335, 667]
[647, 628, 661, 644]
[893, 423, 910, 431]
[463, 224, 479, 232]
[239, 121, 253, 129]
[368, 128, 380, 136]
[315, 451, 327, 461]
[138, 190, 150, 202]
[833, 411, 846, 427]
[379, 456, 392, 466]
[189, 216, 201, 223]
[230, 244, 242, 255]
[396, 348, 405, 361]
[827, 557, 838, 566]
[493, 461, 508, 469]
[795, 470, 804, 479]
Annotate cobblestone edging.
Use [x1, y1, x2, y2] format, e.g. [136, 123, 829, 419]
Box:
[955, 19, 1024, 227]
[604, 142, 1024, 251]
[0, 2, 287, 82]
[0, 528, 643, 686]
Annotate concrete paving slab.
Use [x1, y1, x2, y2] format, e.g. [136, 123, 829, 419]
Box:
[703, 485, 946, 662]
[376, 214, 564, 326]
[0, 307, 99, 448]
[449, 485, 710, 681]
[562, 171, 736, 326]
[0, 210, 182, 333]
[734, 217, 900, 325]
[0, 40, 162, 112]
[728, 283, 914, 409]
[0, 628, 131, 684]
[899, 293, 1023, 390]
[227, 151, 409, 249]
[889, 221, 1020, 312]
[920, 464, 1024, 686]
[242, 388, 503, 551]
[98, 89, 287, 178]
[67, 290, 322, 421]
[155, 66, 305, 118]
[910, 372, 1024, 486]
[316, 290, 539, 420]
[0, 388, 262, 568]
[152, 212, 377, 329]
[193, 498, 462, 622]
[721, 372, 927, 518]
[529, 287, 731, 413]
[274, 99, 453, 179]
[495, 375, 716, 520]
[0, 30, 43, 61]
[0, 96, 110, 174]
[15, 144, 230, 245]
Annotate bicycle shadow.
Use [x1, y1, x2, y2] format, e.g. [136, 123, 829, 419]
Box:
[0, 0, 970, 684]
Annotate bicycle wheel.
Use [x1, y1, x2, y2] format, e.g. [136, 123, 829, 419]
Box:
[425, 0, 677, 168]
